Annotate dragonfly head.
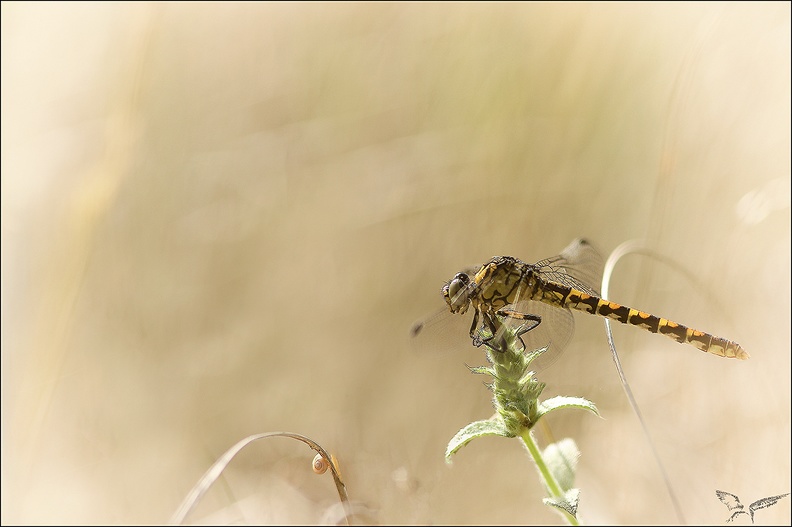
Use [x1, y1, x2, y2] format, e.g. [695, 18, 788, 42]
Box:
[443, 272, 472, 314]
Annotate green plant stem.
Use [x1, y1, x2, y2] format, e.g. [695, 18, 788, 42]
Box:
[520, 429, 579, 526]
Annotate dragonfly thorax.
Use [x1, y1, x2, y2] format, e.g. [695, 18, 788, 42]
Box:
[443, 272, 473, 314]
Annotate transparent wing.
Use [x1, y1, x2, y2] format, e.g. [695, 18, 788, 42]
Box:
[410, 305, 476, 357]
[414, 294, 575, 372]
[410, 262, 483, 356]
[534, 238, 604, 296]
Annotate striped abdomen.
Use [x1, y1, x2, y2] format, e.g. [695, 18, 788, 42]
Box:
[533, 280, 749, 360]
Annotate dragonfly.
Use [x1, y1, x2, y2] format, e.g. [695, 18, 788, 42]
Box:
[413, 238, 748, 365]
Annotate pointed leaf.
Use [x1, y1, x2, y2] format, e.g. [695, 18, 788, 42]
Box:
[538, 396, 599, 420]
[445, 419, 513, 462]
[468, 365, 493, 376]
[543, 488, 580, 520]
[522, 346, 549, 366]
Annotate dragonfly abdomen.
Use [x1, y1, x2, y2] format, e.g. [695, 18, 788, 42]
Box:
[556, 286, 749, 360]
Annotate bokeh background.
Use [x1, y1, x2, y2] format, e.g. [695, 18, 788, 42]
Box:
[2, 2, 790, 525]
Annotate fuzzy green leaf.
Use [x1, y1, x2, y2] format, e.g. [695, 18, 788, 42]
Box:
[538, 396, 599, 420]
[468, 365, 493, 376]
[445, 419, 513, 462]
[543, 488, 580, 520]
[543, 438, 580, 493]
[522, 345, 549, 366]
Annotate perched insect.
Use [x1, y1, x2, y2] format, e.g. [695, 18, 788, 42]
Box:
[415, 239, 748, 364]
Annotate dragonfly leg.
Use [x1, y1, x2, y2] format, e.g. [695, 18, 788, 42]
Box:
[469, 308, 544, 353]
[477, 311, 505, 352]
[474, 311, 540, 353]
[468, 309, 481, 345]
[493, 309, 543, 352]
[497, 309, 542, 333]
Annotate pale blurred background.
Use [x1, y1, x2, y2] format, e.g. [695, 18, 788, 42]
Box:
[2, 2, 790, 525]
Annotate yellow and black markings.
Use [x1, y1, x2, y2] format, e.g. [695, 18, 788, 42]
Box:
[444, 253, 749, 361]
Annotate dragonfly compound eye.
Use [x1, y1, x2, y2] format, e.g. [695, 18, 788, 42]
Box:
[445, 273, 471, 312]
